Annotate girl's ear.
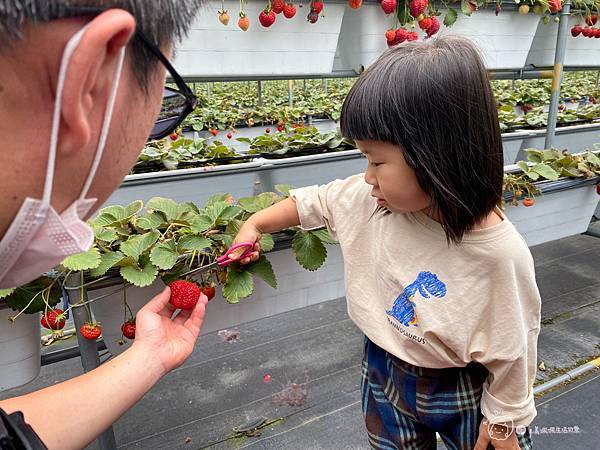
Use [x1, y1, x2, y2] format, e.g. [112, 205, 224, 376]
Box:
[58, 9, 135, 157]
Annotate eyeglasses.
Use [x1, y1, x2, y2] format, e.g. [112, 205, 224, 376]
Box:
[135, 31, 197, 140]
[60, 6, 198, 141]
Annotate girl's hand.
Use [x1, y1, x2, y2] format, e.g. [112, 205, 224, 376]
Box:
[132, 287, 208, 376]
[230, 220, 262, 265]
[475, 419, 521, 450]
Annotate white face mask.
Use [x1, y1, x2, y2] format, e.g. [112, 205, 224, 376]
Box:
[0, 25, 126, 289]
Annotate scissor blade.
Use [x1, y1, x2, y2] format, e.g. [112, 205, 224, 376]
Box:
[181, 261, 219, 278]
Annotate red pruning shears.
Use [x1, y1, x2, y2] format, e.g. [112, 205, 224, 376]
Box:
[182, 242, 256, 277]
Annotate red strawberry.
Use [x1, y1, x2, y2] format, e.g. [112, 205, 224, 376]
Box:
[596, 183, 600, 195]
[407, 31, 419, 41]
[283, 3, 297, 18]
[265, 127, 271, 134]
[307, 10, 319, 23]
[272, 0, 285, 13]
[200, 283, 216, 301]
[238, 14, 250, 31]
[349, 0, 363, 8]
[418, 16, 432, 31]
[582, 26, 593, 37]
[549, 0, 561, 13]
[277, 122, 285, 132]
[495, 2, 502, 15]
[263, 373, 272, 383]
[571, 25, 583, 37]
[227, 132, 233, 139]
[121, 320, 136, 339]
[311, 1, 324, 13]
[409, 0, 428, 18]
[41, 308, 66, 331]
[585, 14, 598, 26]
[425, 16, 439, 37]
[259, 9, 276, 27]
[169, 132, 179, 141]
[595, 28, 600, 38]
[169, 280, 201, 310]
[80, 322, 102, 340]
[523, 198, 535, 207]
[380, 0, 396, 15]
[385, 29, 396, 45]
[393, 28, 408, 45]
[210, 128, 218, 136]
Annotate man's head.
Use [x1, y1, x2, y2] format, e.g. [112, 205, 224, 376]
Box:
[0, 1, 204, 240]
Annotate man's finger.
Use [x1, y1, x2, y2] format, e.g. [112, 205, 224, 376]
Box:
[143, 287, 172, 314]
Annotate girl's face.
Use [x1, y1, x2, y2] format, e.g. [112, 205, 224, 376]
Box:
[357, 140, 431, 214]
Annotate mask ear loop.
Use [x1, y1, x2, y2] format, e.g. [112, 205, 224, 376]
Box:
[42, 26, 89, 214]
[79, 46, 126, 200]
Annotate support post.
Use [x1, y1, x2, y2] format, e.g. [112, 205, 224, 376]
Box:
[257, 80, 263, 107]
[65, 273, 118, 450]
[544, 0, 571, 149]
[288, 80, 294, 107]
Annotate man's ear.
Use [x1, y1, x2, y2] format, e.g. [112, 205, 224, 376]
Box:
[59, 9, 136, 156]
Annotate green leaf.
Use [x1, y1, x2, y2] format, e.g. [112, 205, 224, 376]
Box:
[0, 288, 15, 299]
[119, 231, 160, 261]
[259, 233, 275, 252]
[120, 259, 158, 287]
[531, 163, 559, 181]
[222, 268, 253, 303]
[5, 277, 61, 314]
[247, 256, 277, 289]
[525, 171, 540, 181]
[205, 193, 231, 207]
[526, 149, 543, 163]
[225, 219, 243, 236]
[292, 230, 327, 271]
[206, 202, 229, 222]
[586, 151, 600, 167]
[136, 212, 166, 230]
[150, 240, 179, 270]
[147, 197, 181, 222]
[517, 161, 530, 174]
[461, 0, 473, 15]
[94, 226, 117, 242]
[90, 251, 124, 278]
[178, 235, 212, 252]
[275, 184, 295, 197]
[61, 247, 101, 271]
[238, 193, 276, 213]
[560, 167, 583, 178]
[190, 214, 214, 233]
[125, 200, 144, 217]
[444, 7, 458, 26]
[311, 228, 338, 244]
[217, 205, 243, 222]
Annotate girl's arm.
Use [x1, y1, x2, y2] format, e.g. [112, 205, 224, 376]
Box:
[232, 197, 301, 264]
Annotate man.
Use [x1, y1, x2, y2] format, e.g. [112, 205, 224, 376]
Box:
[0, 2, 208, 448]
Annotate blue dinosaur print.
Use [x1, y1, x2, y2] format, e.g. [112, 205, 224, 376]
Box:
[386, 271, 447, 327]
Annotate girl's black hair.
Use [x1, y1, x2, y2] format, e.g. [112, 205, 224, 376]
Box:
[341, 35, 503, 244]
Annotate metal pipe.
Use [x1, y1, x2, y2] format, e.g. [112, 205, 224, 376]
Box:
[545, 0, 572, 149]
[41, 341, 107, 366]
[534, 357, 600, 395]
[257, 80, 263, 107]
[64, 273, 118, 450]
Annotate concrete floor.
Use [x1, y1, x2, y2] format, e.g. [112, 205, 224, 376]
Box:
[1, 226, 599, 450]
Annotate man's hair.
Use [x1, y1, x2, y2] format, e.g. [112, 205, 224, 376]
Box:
[340, 35, 503, 245]
[0, 0, 206, 87]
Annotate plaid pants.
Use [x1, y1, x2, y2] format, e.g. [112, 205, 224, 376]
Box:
[361, 337, 533, 450]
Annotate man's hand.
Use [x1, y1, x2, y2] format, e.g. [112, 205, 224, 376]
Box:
[133, 287, 208, 376]
[475, 419, 521, 450]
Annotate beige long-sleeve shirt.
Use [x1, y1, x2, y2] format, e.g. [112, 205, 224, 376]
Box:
[290, 174, 541, 427]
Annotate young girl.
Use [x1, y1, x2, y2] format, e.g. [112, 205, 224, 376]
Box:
[233, 36, 540, 450]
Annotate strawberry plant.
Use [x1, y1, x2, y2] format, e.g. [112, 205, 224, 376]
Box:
[503, 147, 600, 205]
